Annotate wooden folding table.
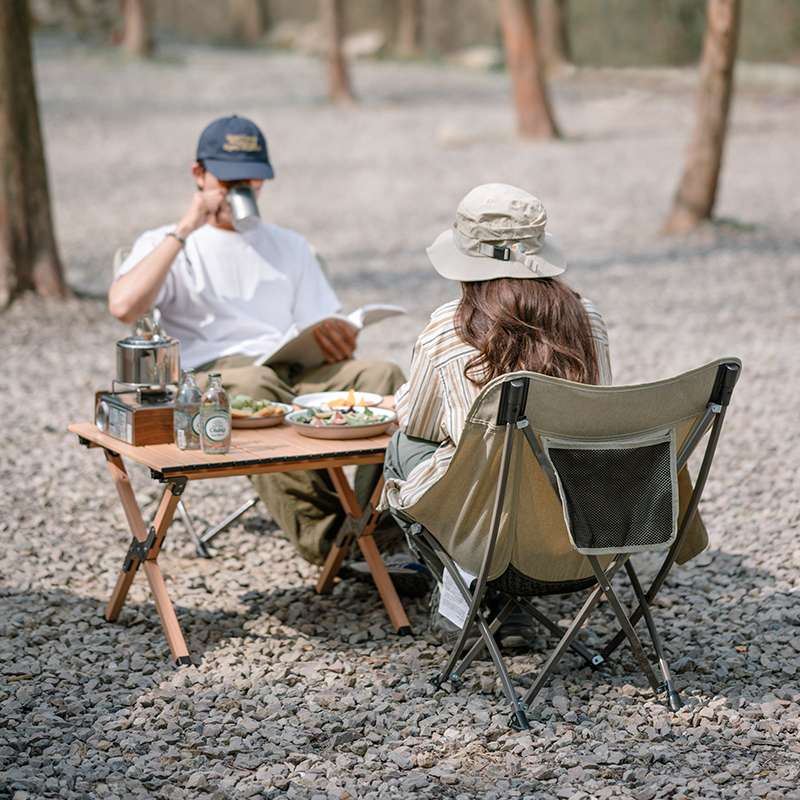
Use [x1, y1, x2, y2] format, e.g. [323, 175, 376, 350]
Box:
[68, 421, 411, 665]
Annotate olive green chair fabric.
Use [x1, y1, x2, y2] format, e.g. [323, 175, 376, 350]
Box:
[391, 358, 741, 729]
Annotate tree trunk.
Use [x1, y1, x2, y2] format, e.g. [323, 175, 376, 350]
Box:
[230, 0, 266, 46]
[663, 0, 741, 234]
[121, 0, 153, 58]
[537, 0, 571, 74]
[396, 0, 421, 57]
[499, 0, 560, 139]
[320, 0, 355, 104]
[0, 0, 68, 308]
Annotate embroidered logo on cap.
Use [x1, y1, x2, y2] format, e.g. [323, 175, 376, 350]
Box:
[223, 134, 262, 153]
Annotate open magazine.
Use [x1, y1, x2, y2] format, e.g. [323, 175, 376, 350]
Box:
[254, 304, 406, 368]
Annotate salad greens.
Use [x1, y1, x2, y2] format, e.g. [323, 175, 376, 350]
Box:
[294, 407, 378, 428]
[230, 394, 284, 417]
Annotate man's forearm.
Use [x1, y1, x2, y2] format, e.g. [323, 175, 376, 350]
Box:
[108, 230, 188, 323]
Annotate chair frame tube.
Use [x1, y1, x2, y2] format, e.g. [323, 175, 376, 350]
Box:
[418, 362, 738, 727]
[602, 404, 728, 659]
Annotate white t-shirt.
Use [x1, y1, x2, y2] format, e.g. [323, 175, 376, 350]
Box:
[117, 222, 341, 369]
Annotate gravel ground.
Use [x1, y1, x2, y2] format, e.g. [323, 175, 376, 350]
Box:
[1, 40, 799, 799]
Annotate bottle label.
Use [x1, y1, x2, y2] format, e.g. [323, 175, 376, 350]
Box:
[191, 412, 201, 436]
[204, 413, 230, 442]
[174, 410, 189, 428]
[176, 429, 187, 449]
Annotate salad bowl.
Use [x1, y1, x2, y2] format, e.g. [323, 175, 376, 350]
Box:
[286, 407, 396, 440]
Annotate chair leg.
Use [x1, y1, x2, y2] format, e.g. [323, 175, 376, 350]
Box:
[587, 556, 660, 693]
[452, 599, 514, 679]
[625, 562, 683, 711]
[515, 598, 605, 669]
[176, 494, 260, 558]
[603, 412, 727, 660]
[434, 546, 529, 730]
[472, 607, 531, 732]
[199, 496, 260, 548]
[519, 556, 626, 710]
[177, 500, 211, 559]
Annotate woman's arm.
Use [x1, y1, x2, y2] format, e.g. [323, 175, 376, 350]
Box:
[395, 338, 446, 442]
[583, 299, 613, 385]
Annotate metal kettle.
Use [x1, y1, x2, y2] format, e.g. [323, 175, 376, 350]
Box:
[115, 311, 180, 389]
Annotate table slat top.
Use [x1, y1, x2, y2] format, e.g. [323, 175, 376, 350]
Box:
[69, 421, 392, 475]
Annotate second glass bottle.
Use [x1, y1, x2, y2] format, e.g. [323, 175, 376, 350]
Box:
[201, 372, 231, 454]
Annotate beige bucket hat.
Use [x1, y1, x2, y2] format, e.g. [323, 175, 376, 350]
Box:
[426, 183, 566, 282]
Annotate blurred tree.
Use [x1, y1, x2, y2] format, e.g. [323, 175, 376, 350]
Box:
[320, 0, 355, 104]
[664, 0, 741, 233]
[121, 0, 153, 57]
[499, 0, 560, 138]
[0, 0, 69, 307]
[395, 0, 421, 57]
[537, 0, 572, 73]
[230, 0, 268, 46]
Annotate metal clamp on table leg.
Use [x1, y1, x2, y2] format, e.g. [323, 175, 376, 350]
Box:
[122, 526, 158, 572]
[168, 477, 187, 496]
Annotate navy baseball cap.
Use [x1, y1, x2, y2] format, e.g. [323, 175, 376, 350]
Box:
[196, 115, 274, 181]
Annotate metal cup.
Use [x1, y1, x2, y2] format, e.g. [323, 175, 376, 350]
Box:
[227, 185, 260, 232]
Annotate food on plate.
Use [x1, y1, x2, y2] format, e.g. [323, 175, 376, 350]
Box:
[327, 388, 361, 409]
[292, 407, 380, 428]
[230, 394, 286, 418]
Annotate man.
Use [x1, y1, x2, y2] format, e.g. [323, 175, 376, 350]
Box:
[109, 115, 405, 564]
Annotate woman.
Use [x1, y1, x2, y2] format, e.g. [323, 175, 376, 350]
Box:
[381, 183, 612, 637]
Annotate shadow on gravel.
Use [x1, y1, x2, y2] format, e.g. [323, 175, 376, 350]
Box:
[2, 545, 792, 696]
[0, 585, 255, 673]
[237, 579, 429, 647]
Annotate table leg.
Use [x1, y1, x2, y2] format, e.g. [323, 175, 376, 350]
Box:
[143, 561, 190, 665]
[317, 468, 412, 635]
[356, 533, 412, 636]
[104, 452, 147, 621]
[102, 451, 190, 664]
[315, 467, 362, 594]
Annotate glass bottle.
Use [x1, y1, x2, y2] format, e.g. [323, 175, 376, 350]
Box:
[200, 373, 231, 455]
[174, 370, 203, 450]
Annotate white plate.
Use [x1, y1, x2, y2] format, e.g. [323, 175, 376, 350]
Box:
[292, 391, 383, 410]
[286, 408, 396, 440]
[231, 402, 293, 428]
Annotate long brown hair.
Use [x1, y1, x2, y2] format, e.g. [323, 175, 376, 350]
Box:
[454, 277, 600, 387]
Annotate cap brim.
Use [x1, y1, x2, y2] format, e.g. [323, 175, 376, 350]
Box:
[426, 229, 566, 282]
[204, 159, 274, 181]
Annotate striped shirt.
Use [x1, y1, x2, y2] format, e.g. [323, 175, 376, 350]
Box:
[383, 297, 612, 511]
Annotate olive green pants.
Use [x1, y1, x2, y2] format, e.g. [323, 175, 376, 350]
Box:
[195, 356, 406, 565]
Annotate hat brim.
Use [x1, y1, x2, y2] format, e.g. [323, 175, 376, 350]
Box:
[426, 228, 566, 282]
[204, 159, 274, 181]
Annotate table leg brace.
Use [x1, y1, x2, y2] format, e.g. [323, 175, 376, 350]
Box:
[102, 451, 190, 664]
[316, 469, 411, 634]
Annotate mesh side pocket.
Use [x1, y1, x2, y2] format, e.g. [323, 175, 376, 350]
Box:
[542, 429, 678, 555]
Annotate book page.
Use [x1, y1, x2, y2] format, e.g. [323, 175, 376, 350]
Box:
[347, 304, 406, 329]
[254, 304, 406, 369]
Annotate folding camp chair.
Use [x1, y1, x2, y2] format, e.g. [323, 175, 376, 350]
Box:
[389, 358, 740, 730]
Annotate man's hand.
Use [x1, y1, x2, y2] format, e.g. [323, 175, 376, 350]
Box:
[313, 319, 358, 364]
[175, 188, 228, 238]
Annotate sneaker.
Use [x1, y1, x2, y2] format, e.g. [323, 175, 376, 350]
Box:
[486, 591, 538, 652]
[345, 555, 433, 598]
[494, 608, 538, 651]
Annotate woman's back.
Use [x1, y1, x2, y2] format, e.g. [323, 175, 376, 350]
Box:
[387, 295, 612, 511]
